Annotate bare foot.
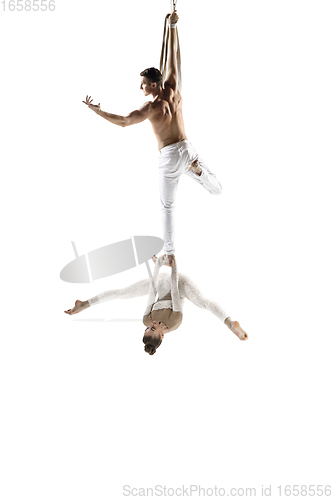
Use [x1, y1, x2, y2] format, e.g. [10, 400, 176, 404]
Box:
[64, 300, 89, 315]
[189, 159, 202, 176]
[231, 320, 248, 341]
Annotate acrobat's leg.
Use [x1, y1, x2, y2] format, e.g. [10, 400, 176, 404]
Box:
[182, 143, 222, 195]
[64, 278, 151, 315]
[187, 157, 222, 194]
[159, 166, 182, 256]
[178, 274, 248, 340]
[178, 273, 228, 319]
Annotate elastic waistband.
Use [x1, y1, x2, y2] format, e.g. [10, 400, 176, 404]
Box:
[159, 139, 189, 154]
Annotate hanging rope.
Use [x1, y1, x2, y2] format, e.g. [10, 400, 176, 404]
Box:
[160, 7, 182, 91]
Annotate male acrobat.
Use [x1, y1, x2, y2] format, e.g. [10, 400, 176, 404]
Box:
[83, 11, 222, 265]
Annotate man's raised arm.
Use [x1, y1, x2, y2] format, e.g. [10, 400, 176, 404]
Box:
[164, 11, 179, 90]
[82, 96, 151, 127]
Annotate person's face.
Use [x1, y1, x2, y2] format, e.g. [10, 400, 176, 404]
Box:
[140, 76, 156, 96]
[144, 321, 165, 340]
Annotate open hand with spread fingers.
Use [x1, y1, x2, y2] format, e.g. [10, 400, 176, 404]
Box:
[82, 95, 101, 112]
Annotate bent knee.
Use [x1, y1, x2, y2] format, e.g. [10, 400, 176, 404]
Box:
[160, 200, 175, 211]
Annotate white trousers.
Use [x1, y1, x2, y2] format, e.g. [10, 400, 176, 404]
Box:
[159, 140, 222, 254]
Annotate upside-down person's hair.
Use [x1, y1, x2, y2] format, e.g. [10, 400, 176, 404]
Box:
[140, 67, 163, 86]
[142, 334, 163, 356]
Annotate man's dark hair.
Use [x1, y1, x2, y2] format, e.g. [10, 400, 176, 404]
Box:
[140, 67, 163, 86]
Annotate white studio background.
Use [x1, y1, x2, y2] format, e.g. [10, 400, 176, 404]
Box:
[0, 0, 332, 499]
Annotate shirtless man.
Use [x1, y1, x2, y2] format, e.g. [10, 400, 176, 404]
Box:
[83, 11, 222, 265]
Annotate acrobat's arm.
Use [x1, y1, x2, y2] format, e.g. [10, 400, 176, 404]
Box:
[83, 96, 151, 127]
[143, 258, 163, 317]
[164, 11, 179, 90]
[170, 259, 181, 312]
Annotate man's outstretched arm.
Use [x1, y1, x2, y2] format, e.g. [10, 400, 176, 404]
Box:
[164, 11, 179, 90]
[82, 96, 151, 127]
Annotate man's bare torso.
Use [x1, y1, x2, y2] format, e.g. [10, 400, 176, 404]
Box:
[147, 85, 187, 150]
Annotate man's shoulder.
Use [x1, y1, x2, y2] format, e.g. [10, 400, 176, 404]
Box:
[140, 101, 153, 112]
[142, 100, 168, 113]
[149, 98, 169, 113]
